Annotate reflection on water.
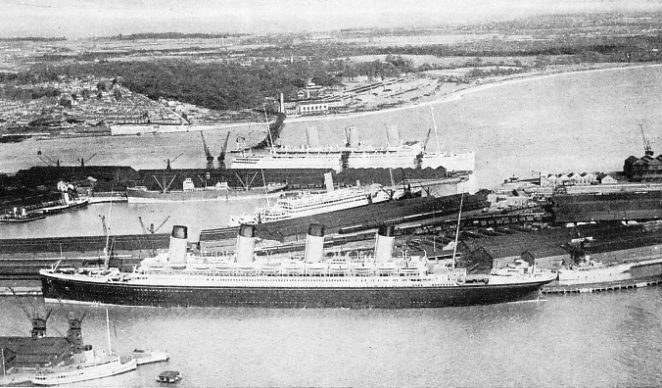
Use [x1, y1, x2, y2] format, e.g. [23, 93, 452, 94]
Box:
[3, 288, 662, 387]
[0, 199, 271, 239]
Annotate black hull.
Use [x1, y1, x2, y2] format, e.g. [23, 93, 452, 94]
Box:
[41, 274, 549, 309]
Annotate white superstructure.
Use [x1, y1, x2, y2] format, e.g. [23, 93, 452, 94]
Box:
[260, 184, 390, 222]
[229, 126, 475, 173]
[32, 346, 136, 386]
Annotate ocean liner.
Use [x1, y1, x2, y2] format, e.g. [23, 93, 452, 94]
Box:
[228, 176, 394, 226]
[40, 224, 556, 309]
[230, 126, 475, 174]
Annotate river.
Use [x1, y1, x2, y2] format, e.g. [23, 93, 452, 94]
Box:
[2, 288, 662, 387]
[2, 66, 662, 387]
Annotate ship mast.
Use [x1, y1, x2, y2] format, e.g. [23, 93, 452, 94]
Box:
[451, 192, 464, 270]
[429, 107, 442, 153]
[265, 110, 275, 153]
[106, 308, 112, 355]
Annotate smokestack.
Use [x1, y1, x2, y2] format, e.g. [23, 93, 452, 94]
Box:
[345, 126, 359, 148]
[387, 125, 401, 147]
[31, 318, 47, 338]
[67, 312, 84, 354]
[168, 225, 188, 267]
[236, 224, 257, 264]
[324, 172, 334, 193]
[374, 225, 395, 263]
[306, 126, 320, 148]
[304, 224, 325, 264]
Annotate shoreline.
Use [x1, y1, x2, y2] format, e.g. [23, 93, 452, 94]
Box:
[127, 62, 662, 130]
[25, 62, 662, 140]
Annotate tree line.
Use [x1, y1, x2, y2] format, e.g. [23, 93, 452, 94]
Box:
[0, 56, 416, 111]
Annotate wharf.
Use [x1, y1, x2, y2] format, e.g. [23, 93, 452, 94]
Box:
[542, 274, 662, 294]
[0, 285, 41, 296]
[0, 233, 169, 279]
[132, 350, 170, 366]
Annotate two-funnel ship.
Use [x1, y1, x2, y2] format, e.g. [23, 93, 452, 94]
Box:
[40, 225, 555, 308]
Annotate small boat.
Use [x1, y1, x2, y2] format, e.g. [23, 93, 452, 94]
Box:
[157, 370, 182, 384]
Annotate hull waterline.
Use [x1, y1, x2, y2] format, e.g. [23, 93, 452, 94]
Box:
[40, 273, 551, 309]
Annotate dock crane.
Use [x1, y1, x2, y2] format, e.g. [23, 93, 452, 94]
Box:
[99, 214, 114, 268]
[164, 153, 183, 170]
[218, 131, 231, 169]
[139, 215, 171, 234]
[9, 287, 53, 338]
[639, 123, 654, 156]
[422, 127, 433, 152]
[37, 150, 60, 167]
[78, 153, 97, 168]
[200, 132, 214, 170]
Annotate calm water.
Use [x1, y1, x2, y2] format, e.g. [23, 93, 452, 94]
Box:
[2, 288, 662, 387]
[2, 66, 662, 239]
[2, 66, 662, 386]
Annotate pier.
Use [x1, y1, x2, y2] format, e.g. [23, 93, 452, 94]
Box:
[542, 274, 662, 294]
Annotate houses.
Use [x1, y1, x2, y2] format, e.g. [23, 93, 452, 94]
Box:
[540, 171, 617, 186]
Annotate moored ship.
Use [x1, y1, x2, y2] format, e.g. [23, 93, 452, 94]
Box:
[31, 310, 137, 386]
[230, 126, 475, 174]
[0, 207, 46, 223]
[229, 175, 394, 225]
[127, 177, 286, 203]
[40, 224, 556, 309]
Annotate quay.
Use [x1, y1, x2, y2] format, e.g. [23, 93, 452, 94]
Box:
[543, 274, 662, 294]
[0, 285, 41, 296]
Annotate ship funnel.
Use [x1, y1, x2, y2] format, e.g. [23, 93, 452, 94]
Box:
[387, 125, 401, 147]
[345, 125, 359, 148]
[82, 344, 94, 362]
[31, 317, 47, 338]
[304, 224, 325, 264]
[375, 225, 395, 263]
[236, 224, 257, 264]
[324, 172, 334, 193]
[306, 126, 320, 148]
[168, 225, 188, 266]
[67, 312, 84, 353]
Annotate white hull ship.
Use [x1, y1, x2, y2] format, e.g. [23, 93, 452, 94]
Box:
[32, 310, 137, 386]
[230, 179, 393, 225]
[32, 350, 136, 386]
[230, 126, 475, 174]
[556, 237, 636, 285]
[40, 224, 556, 309]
